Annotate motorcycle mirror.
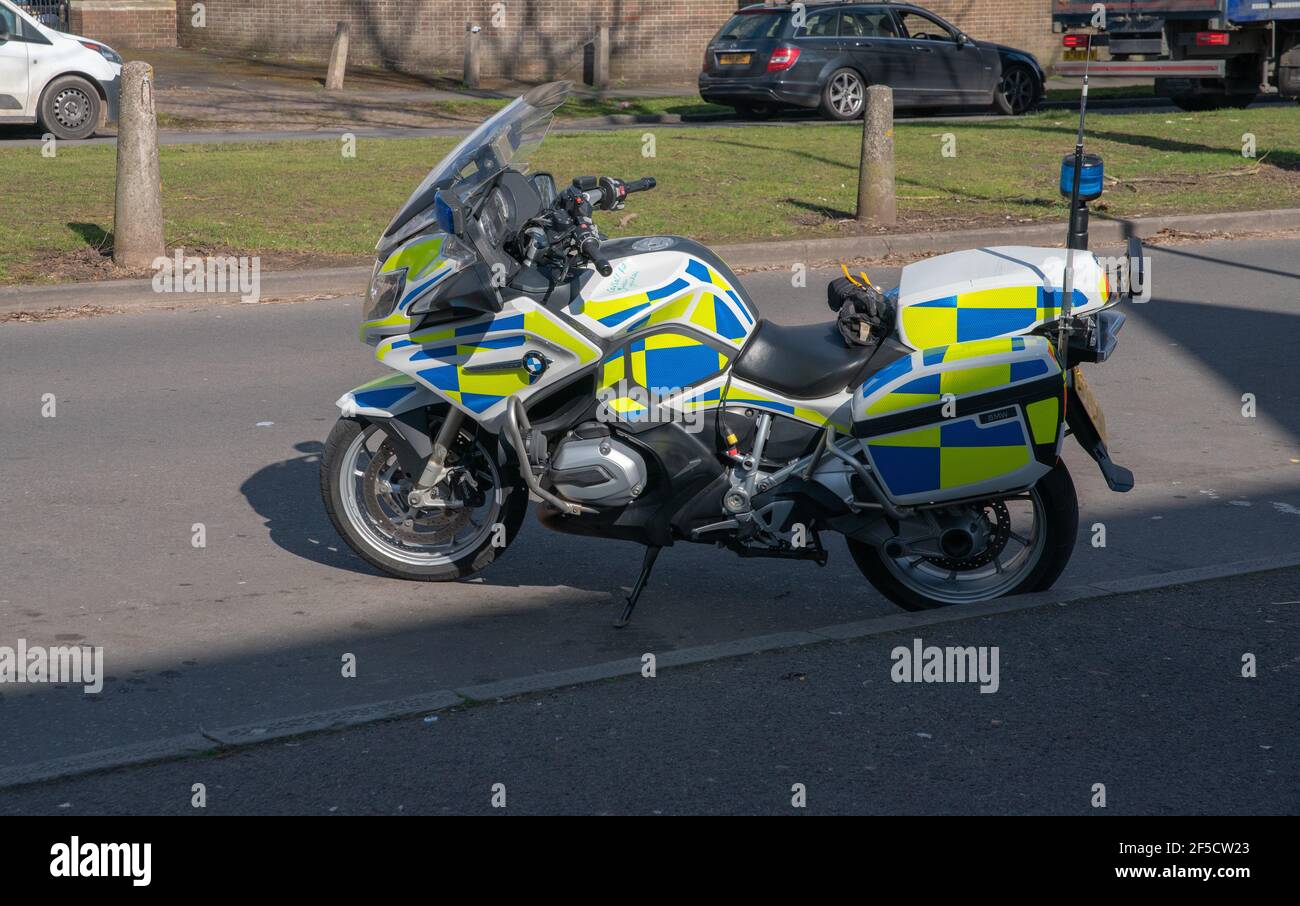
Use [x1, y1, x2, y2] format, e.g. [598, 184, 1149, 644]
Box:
[530, 172, 558, 207]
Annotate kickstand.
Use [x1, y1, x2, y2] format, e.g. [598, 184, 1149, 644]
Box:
[615, 546, 661, 628]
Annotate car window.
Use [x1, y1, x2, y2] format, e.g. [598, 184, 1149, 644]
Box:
[797, 9, 839, 38]
[0, 6, 18, 35]
[716, 11, 787, 41]
[897, 9, 956, 41]
[842, 8, 899, 38]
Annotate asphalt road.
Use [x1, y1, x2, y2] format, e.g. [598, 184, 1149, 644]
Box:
[0, 237, 1298, 777]
[3, 566, 1295, 815]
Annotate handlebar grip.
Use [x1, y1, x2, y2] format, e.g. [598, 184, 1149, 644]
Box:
[579, 234, 612, 276]
[624, 177, 656, 194]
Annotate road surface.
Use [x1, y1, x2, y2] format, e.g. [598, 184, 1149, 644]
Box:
[3, 567, 1294, 814]
[0, 237, 1297, 778]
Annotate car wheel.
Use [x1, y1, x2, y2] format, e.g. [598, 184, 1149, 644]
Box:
[38, 75, 102, 141]
[994, 64, 1038, 115]
[820, 68, 866, 121]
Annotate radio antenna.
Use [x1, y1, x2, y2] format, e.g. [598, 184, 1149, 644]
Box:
[1057, 33, 1093, 370]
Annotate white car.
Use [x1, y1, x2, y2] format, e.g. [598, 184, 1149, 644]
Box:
[0, 0, 121, 140]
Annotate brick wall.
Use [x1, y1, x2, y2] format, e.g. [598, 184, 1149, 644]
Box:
[175, 2, 1060, 85]
[922, 1, 1058, 66]
[69, 0, 177, 49]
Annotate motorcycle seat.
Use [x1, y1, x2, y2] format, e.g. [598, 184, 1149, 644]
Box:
[733, 319, 895, 400]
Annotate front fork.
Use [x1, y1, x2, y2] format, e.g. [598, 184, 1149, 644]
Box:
[407, 408, 466, 508]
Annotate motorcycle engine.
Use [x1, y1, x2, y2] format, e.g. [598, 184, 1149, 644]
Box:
[548, 423, 648, 507]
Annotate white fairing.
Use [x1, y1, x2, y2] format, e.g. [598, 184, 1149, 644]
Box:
[894, 245, 1110, 351]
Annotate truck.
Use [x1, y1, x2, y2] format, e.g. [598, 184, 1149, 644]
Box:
[1052, 0, 1300, 110]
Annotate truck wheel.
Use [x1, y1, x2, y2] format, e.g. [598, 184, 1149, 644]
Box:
[38, 75, 103, 141]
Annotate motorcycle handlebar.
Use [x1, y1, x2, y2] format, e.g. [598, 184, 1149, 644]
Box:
[579, 234, 613, 276]
[623, 176, 656, 194]
[573, 176, 657, 211]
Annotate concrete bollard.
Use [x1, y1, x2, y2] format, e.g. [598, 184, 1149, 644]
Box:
[592, 26, 610, 90]
[113, 61, 165, 271]
[856, 84, 896, 227]
[325, 21, 350, 92]
[464, 24, 481, 89]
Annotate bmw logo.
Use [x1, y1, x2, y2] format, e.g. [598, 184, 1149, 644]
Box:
[522, 351, 550, 381]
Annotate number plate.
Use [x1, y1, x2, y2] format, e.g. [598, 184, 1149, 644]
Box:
[718, 53, 752, 65]
[1071, 368, 1107, 445]
[1062, 48, 1099, 62]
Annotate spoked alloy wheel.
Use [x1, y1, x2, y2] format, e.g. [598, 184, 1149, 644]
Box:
[321, 416, 526, 581]
[884, 492, 1045, 603]
[995, 65, 1037, 115]
[849, 460, 1079, 611]
[821, 68, 866, 120]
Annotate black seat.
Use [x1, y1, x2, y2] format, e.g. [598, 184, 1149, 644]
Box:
[733, 319, 878, 399]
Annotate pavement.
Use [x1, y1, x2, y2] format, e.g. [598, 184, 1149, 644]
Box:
[0, 235, 1298, 795]
[2, 566, 1295, 815]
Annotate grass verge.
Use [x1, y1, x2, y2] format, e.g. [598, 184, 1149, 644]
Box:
[1, 105, 1296, 284]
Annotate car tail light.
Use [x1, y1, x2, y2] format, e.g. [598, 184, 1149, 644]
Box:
[767, 46, 801, 72]
[1062, 34, 1090, 48]
[1196, 31, 1229, 46]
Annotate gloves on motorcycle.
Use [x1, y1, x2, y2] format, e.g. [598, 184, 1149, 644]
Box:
[828, 274, 893, 347]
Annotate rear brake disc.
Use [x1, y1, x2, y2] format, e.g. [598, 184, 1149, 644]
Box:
[924, 500, 1011, 571]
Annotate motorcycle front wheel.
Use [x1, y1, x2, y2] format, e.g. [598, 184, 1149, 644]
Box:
[320, 416, 528, 581]
[848, 460, 1079, 611]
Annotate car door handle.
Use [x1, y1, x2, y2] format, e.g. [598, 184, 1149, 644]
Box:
[913, 44, 933, 53]
[853, 40, 873, 47]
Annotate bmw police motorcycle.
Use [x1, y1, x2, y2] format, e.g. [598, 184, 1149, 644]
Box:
[323, 81, 1134, 624]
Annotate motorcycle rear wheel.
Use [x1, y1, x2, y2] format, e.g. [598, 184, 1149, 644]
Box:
[848, 459, 1079, 611]
[321, 416, 527, 581]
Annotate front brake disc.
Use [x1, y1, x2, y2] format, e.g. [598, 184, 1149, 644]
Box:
[363, 440, 470, 546]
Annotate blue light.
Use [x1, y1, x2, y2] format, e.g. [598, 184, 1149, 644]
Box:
[1059, 153, 1104, 201]
[434, 191, 457, 234]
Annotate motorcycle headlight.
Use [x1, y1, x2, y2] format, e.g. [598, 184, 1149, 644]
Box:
[364, 264, 407, 322]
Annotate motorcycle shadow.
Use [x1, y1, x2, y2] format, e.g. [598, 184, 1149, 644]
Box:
[238, 440, 625, 592]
